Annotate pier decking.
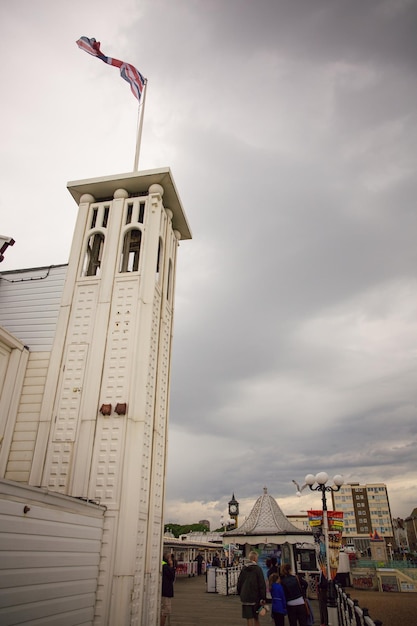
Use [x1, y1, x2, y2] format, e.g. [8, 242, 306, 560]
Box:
[166, 573, 416, 626]
[168, 574, 318, 625]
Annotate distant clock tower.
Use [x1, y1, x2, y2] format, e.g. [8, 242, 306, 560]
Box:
[228, 493, 239, 527]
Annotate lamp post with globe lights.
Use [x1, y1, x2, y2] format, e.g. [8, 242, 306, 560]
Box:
[220, 514, 236, 565]
[304, 472, 344, 626]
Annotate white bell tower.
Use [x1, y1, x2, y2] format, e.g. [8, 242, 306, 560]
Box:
[30, 168, 191, 625]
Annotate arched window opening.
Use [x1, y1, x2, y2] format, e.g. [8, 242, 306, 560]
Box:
[166, 259, 173, 302]
[125, 203, 133, 225]
[138, 202, 145, 223]
[120, 228, 142, 273]
[83, 232, 105, 276]
[90, 208, 98, 229]
[156, 238, 163, 282]
[102, 206, 109, 227]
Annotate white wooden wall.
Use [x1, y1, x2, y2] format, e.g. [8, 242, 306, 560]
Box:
[0, 480, 105, 626]
[5, 352, 50, 483]
[0, 265, 67, 351]
[0, 265, 66, 484]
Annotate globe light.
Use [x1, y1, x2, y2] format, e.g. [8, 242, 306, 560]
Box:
[333, 474, 344, 487]
[315, 471, 329, 485]
[304, 474, 316, 486]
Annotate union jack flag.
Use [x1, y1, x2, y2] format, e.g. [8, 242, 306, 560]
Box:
[76, 36, 146, 102]
[120, 63, 146, 101]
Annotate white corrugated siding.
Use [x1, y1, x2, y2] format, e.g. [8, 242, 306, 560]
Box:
[5, 352, 50, 483]
[0, 266, 67, 352]
[0, 480, 105, 626]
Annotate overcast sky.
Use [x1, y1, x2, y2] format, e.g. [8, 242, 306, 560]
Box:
[1, 0, 416, 530]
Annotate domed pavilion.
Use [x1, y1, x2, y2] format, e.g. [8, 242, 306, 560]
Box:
[224, 487, 316, 574]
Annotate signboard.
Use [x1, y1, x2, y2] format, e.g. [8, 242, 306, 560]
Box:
[307, 510, 344, 579]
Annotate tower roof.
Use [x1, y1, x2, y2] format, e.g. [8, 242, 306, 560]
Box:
[226, 487, 309, 538]
[67, 167, 192, 240]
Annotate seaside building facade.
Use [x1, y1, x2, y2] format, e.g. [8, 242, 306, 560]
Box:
[331, 482, 394, 552]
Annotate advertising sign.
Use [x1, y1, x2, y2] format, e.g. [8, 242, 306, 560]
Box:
[308, 510, 344, 579]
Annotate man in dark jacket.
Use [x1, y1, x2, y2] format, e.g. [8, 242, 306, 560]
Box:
[237, 551, 267, 625]
[161, 553, 175, 626]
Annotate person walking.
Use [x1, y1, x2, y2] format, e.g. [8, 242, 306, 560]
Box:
[267, 556, 279, 579]
[237, 551, 267, 626]
[195, 552, 204, 575]
[161, 553, 175, 626]
[269, 572, 287, 626]
[280, 563, 308, 626]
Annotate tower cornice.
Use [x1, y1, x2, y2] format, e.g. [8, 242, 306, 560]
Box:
[67, 168, 192, 241]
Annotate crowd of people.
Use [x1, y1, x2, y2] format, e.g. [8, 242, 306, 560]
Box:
[236, 552, 314, 626]
[161, 550, 323, 626]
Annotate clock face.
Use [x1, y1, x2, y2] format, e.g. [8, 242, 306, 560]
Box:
[230, 504, 237, 514]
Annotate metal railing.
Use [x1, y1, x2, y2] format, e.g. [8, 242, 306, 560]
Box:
[215, 565, 242, 595]
[355, 558, 417, 578]
[336, 585, 382, 626]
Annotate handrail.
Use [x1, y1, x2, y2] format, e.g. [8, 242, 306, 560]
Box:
[336, 584, 382, 626]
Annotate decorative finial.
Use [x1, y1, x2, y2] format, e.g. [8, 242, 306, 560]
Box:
[263, 486, 267, 494]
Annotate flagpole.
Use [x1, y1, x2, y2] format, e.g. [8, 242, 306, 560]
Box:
[133, 80, 147, 172]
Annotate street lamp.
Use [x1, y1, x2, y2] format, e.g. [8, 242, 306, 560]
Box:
[220, 515, 236, 566]
[305, 472, 344, 626]
[220, 514, 235, 532]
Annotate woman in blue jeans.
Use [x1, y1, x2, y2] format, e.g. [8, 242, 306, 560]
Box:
[280, 563, 308, 626]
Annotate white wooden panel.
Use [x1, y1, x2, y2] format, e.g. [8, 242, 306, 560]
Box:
[0, 483, 104, 626]
[0, 343, 10, 396]
[52, 343, 88, 442]
[0, 514, 102, 540]
[0, 565, 98, 588]
[0, 579, 97, 608]
[0, 594, 95, 625]
[0, 533, 101, 553]
[94, 512, 117, 624]
[44, 441, 74, 491]
[100, 279, 137, 402]
[67, 283, 99, 344]
[0, 496, 104, 526]
[3, 351, 49, 482]
[0, 339, 29, 479]
[0, 265, 67, 351]
[89, 279, 138, 505]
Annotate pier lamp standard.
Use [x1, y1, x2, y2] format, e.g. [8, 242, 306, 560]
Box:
[220, 515, 236, 532]
[220, 515, 236, 565]
[304, 472, 344, 626]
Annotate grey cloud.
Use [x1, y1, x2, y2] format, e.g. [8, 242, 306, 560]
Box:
[1, 0, 415, 524]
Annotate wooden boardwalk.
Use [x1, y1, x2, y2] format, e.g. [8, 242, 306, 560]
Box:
[166, 574, 417, 626]
[168, 574, 320, 625]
